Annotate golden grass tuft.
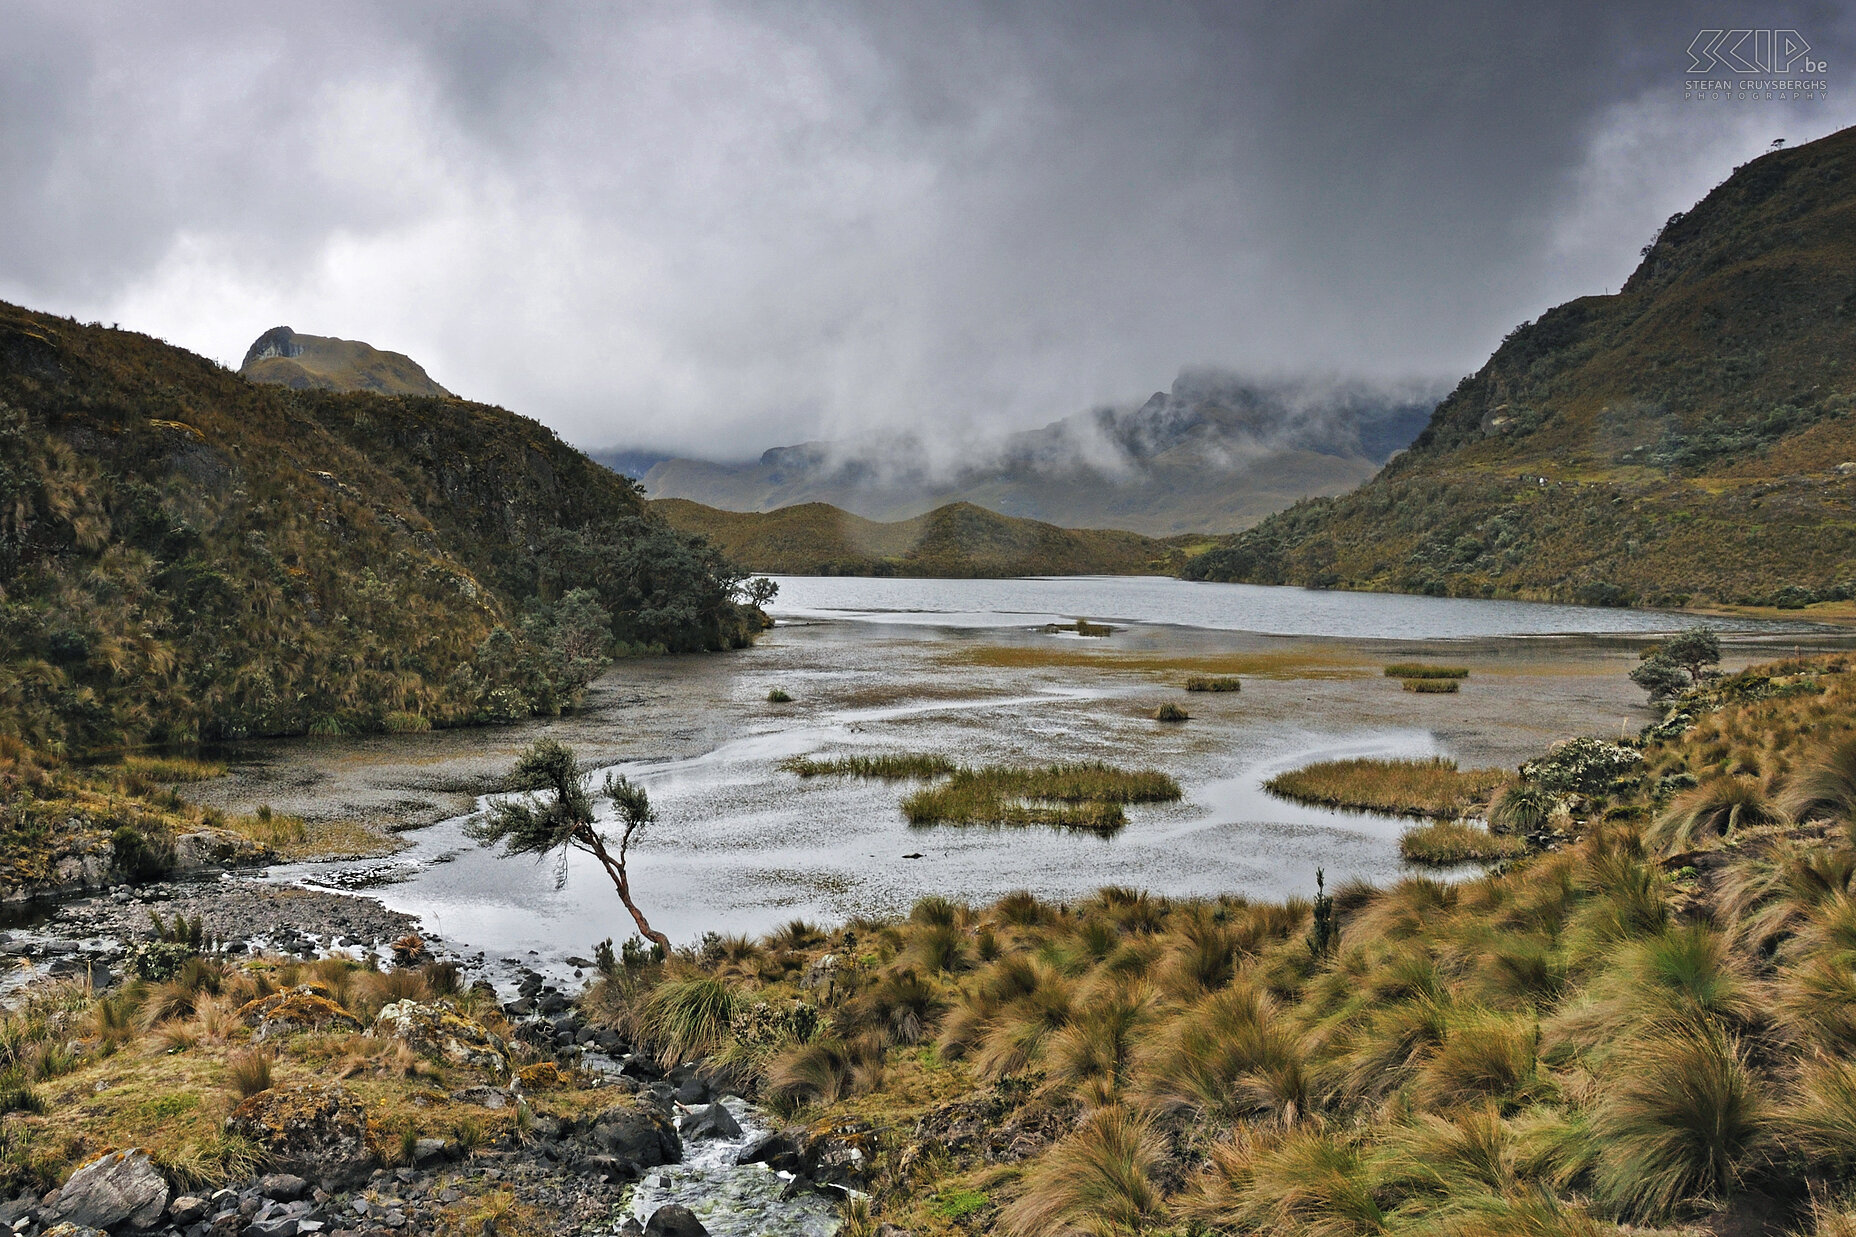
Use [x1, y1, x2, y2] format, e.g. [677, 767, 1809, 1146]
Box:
[900, 763, 1180, 832]
[1183, 675, 1241, 692]
[1405, 678, 1461, 693]
[1266, 756, 1510, 818]
[121, 754, 227, 782]
[1385, 663, 1470, 679]
[1399, 820, 1528, 865]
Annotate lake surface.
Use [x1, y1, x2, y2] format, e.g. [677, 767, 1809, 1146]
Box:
[239, 575, 1845, 972]
[764, 574, 1810, 638]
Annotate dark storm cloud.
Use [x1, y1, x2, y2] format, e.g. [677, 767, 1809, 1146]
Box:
[1, 0, 1851, 456]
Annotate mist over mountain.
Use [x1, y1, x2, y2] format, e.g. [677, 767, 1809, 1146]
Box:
[628, 373, 1445, 536]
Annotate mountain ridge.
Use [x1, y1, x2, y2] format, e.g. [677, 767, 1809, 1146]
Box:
[1185, 126, 1856, 611]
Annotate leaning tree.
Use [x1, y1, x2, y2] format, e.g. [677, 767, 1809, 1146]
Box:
[467, 738, 669, 954]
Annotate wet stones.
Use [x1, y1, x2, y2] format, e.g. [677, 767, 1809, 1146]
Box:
[679, 1102, 742, 1142]
[645, 1203, 709, 1237]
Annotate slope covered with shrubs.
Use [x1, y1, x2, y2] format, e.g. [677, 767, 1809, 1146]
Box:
[1186, 126, 1856, 611]
[0, 302, 763, 751]
[593, 651, 1856, 1237]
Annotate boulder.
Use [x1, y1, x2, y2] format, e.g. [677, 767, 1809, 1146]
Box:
[256, 1173, 308, 1201]
[40, 1224, 108, 1237]
[168, 1195, 209, 1224]
[645, 1204, 708, 1237]
[54, 1148, 169, 1231]
[589, 1099, 682, 1173]
[226, 1082, 377, 1186]
[680, 1102, 742, 1142]
[374, 999, 507, 1073]
[172, 829, 272, 873]
[514, 1061, 567, 1091]
[236, 988, 362, 1040]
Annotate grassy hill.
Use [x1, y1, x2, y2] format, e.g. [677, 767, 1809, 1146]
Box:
[0, 304, 759, 751]
[240, 326, 452, 397]
[653, 497, 1180, 577]
[1186, 127, 1856, 612]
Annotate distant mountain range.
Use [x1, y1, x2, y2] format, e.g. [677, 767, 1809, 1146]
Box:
[613, 373, 1444, 536]
[1185, 125, 1856, 612]
[653, 498, 1180, 578]
[241, 326, 451, 397]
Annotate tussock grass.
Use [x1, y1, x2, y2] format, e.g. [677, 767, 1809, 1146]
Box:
[225, 1050, 273, 1099]
[1266, 756, 1510, 818]
[1646, 776, 1784, 851]
[1400, 820, 1528, 865]
[1404, 678, 1460, 693]
[900, 763, 1181, 832]
[1001, 1105, 1165, 1237]
[1385, 663, 1470, 679]
[635, 975, 740, 1067]
[766, 687, 793, 703]
[1183, 675, 1241, 692]
[122, 754, 226, 782]
[783, 753, 956, 780]
[1153, 703, 1189, 722]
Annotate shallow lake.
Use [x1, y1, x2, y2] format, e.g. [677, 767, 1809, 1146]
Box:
[230, 577, 1841, 970]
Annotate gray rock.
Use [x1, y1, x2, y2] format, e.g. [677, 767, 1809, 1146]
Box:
[679, 1102, 742, 1142]
[243, 1218, 298, 1237]
[169, 1195, 210, 1223]
[412, 1138, 450, 1165]
[257, 1174, 308, 1202]
[591, 1103, 681, 1170]
[55, 1147, 169, 1231]
[645, 1204, 708, 1237]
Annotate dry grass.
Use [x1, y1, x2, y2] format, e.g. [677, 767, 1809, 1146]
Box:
[1404, 678, 1461, 694]
[1183, 675, 1242, 692]
[121, 754, 227, 782]
[1153, 703, 1189, 722]
[1265, 756, 1511, 818]
[1400, 820, 1529, 865]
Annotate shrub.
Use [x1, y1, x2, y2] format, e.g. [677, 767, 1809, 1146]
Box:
[1523, 738, 1644, 795]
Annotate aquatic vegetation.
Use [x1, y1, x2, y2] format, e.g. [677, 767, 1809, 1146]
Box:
[1404, 677, 1460, 693]
[783, 753, 957, 780]
[766, 687, 793, 703]
[1399, 819, 1527, 865]
[120, 755, 227, 782]
[1385, 663, 1470, 679]
[1183, 675, 1242, 692]
[900, 763, 1181, 831]
[1153, 702, 1189, 722]
[1266, 756, 1510, 818]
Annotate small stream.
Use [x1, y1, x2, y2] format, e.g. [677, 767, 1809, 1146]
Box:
[641, 1097, 842, 1237]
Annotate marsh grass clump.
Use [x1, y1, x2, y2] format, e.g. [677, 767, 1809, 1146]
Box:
[636, 975, 740, 1066]
[1266, 756, 1509, 818]
[783, 753, 956, 780]
[1153, 703, 1189, 722]
[767, 688, 793, 703]
[121, 755, 226, 782]
[1385, 663, 1470, 679]
[900, 763, 1180, 832]
[1184, 675, 1241, 692]
[1646, 776, 1784, 851]
[1400, 820, 1528, 865]
[1405, 678, 1461, 694]
[1042, 618, 1115, 637]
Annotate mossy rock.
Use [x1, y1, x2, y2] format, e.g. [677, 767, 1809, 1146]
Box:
[515, 1062, 567, 1091]
[374, 999, 507, 1073]
[235, 987, 362, 1041]
[225, 1081, 377, 1186]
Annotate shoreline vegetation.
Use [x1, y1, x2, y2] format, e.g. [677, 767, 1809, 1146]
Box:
[1264, 755, 1511, 819]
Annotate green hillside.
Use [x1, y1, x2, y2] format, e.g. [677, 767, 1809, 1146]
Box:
[653, 497, 1180, 577]
[1186, 126, 1856, 612]
[0, 304, 760, 751]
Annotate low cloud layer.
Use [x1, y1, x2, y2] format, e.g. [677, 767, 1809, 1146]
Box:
[2, 2, 1852, 456]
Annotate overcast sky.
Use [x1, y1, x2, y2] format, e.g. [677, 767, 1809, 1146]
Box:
[2, 1, 1852, 457]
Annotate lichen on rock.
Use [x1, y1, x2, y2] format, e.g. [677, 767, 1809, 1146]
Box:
[225, 1080, 377, 1185]
[374, 998, 508, 1073]
[235, 986, 364, 1040]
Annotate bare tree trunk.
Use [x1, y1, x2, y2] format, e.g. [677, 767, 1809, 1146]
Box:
[581, 827, 670, 954]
